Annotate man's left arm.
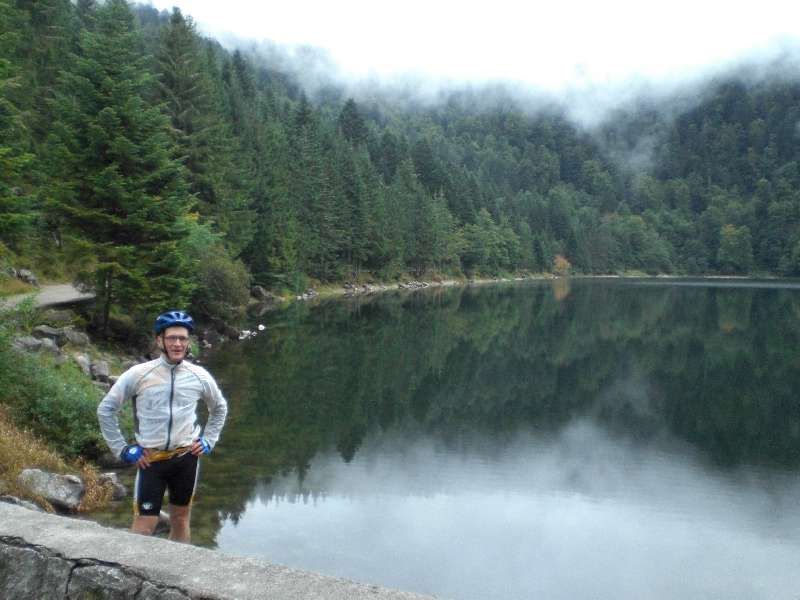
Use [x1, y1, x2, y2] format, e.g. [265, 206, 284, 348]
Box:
[200, 372, 228, 451]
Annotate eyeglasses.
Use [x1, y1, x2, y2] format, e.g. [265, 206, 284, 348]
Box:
[164, 335, 190, 344]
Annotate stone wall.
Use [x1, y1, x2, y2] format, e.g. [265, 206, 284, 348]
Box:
[0, 503, 435, 600]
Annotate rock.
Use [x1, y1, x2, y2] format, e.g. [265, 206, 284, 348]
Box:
[297, 288, 319, 301]
[251, 284, 269, 301]
[17, 469, 85, 512]
[32, 325, 68, 347]
[12, 336, 42, 352]
[90, 360, 110, 382]
[39, 337, 61, 355]
[120, 359, 138, 372]
[93, 381, 111, 393]
[154, 510, 171, 536]
[221, 323, 239, 339]
[138, 581, 192, 600]
[0, 494, 45, 512]
[64, 328, 90, 347]
[40, 308, 75, 325]
[67, 564, 142, 599]
[99, 473, 127, 501]
[200, 327, 225, 347]
[74, 354, 91, 376]
[108, 375, 118, 385]
[16, 268, 38, 287]
[0, 545, 73, 599]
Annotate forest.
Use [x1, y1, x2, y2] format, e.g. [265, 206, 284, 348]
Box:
[3, 0, 800, 332]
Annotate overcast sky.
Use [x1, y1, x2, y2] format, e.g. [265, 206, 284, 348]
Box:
[147, 0, 800, 92]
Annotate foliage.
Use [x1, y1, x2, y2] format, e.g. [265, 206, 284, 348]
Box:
[0, 308, 105, 458]
[183, 220, 251, 322]
[8, 0, 800, 331]
[46, 0, 194, 333]
[0, 406, 112, 512]
[553, 254, 572, 276]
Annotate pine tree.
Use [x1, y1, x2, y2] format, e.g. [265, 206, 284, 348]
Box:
[338, 98, 368, 146]
[0, 1, 36, 249]
[47, 0, 193, 333]
[156, 7, 253, 255]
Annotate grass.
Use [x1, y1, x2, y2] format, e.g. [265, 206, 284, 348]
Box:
[0, 407, 112, 512]
[0, 277, 35, 297]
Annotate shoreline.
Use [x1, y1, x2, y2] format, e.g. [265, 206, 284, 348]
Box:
[280, 271, 787, 306]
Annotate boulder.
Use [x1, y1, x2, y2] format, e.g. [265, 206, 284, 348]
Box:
[16, 268, 38, 287]
[40, 308, 76, 325]
[38, 337, 61, 355]
[64, 328, 90, 347]
[90, 360, 110, 382]
[17, 469, 85, 512]
[0, 545, 73, 599]
[67, 564, 142, 599]
[12, 336, 42, 352]
[74, 354, 91, 376]
[32, 325, 68, 347]
[251, 284, 270, 301]
[99, 472, 127, 501]
[0, 494, 45, 512]
[120, 359, 138, 372]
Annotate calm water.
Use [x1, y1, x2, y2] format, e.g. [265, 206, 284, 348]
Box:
[99, 279, 800, 599]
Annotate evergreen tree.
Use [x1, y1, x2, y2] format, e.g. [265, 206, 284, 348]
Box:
[156, 7, 253, 255]
[338, 98, 368, 146]
[0, 0, 36, 249]
[47, 0, 193, 333]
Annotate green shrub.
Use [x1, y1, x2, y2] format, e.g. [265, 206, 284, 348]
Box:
[0, 310, 107, 458]
[183, 220, 251, 323]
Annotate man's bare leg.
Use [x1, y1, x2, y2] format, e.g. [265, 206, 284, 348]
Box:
[131, 515, 158, 536]
[169, 503, 191, 543]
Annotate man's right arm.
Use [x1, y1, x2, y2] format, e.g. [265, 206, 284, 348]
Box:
[96, 370, 134, 458]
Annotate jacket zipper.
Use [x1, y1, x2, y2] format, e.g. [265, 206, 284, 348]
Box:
[165, 366, 176, 449]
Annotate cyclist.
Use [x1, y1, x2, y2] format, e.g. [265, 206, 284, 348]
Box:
[97, 310, 228, 543]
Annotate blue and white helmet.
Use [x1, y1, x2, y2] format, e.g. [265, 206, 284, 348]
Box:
[154, 310, 194, 335]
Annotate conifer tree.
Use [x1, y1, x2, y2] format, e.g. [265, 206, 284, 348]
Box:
[47, 0, 193, 333]
[338, 98, 368, 146]
[0, 0, 36, 249]
[156, 7, 253, 255]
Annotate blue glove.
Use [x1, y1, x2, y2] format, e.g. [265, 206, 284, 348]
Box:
[197, 437, 212, 455]
[120, 444, 143, 464]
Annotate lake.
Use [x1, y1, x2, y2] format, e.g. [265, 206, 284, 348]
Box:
[98, 278, 800, 599]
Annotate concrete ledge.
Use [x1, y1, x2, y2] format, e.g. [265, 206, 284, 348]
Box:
[0, 503, 436, 599]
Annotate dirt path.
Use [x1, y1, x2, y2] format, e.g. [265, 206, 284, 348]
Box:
[1, 284, 95, 309]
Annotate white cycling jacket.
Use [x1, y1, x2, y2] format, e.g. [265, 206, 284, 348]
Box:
[97, 355, 228, 458]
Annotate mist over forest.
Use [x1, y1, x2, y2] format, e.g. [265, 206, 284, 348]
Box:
[4, 0, 800, 332]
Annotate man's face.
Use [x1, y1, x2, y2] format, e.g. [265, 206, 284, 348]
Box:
[158, 325, 191, 363]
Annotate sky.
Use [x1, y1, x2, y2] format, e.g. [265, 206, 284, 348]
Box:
[147, 0, 800, 92]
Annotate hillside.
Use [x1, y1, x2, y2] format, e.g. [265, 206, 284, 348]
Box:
[3, 0, 800, 332]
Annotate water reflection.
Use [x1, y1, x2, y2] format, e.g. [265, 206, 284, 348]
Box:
[196, 280, 800, 598]
[217, 422, 800, 600]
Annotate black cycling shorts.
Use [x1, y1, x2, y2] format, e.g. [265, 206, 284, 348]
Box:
[133, 452, 199, 516]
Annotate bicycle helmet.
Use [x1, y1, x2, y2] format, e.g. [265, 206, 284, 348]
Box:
[154, 310, 194, 334]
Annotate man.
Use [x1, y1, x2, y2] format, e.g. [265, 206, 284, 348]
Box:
[97, 310, 228, 543]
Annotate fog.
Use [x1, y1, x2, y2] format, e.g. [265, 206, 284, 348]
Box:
[145, 0, 800, 132]
[218, 421, 800, 600]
